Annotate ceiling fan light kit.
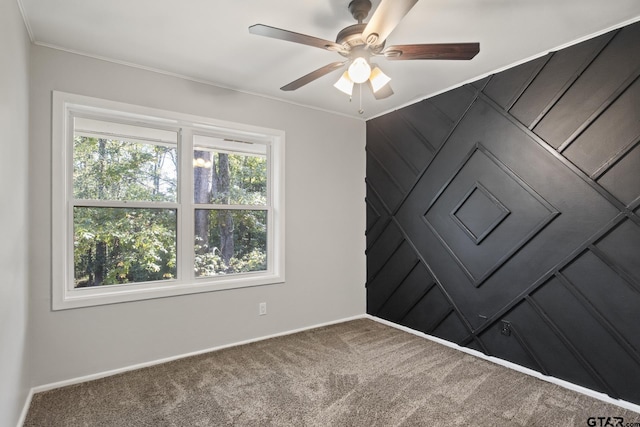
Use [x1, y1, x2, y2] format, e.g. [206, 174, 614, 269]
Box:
[369, 66, 391, 93]
[249, 0, 479, 107]
[333, 64, 391, 97]
[348, 57, 372, 83]
[334, 71, 355, 96]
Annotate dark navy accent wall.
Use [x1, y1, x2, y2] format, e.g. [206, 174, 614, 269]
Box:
[366, 21, 640, 404]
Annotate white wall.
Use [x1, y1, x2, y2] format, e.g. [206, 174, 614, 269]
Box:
[28, 45, 366, 387]
[0, 0, 31, 425]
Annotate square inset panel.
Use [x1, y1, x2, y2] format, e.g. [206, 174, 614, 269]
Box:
[450, 182, 510, 245]
[424, 143, 559, 288]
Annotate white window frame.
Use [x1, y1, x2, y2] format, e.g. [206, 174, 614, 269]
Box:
[52, 91, 285, 310]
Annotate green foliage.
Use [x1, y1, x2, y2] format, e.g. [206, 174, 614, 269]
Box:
[227, 153, 267, 205]
[205, 152, 267, 205]
[73, 135, 177, 287]
[193, 150, 268, 277]
[194, 248, 266, 277]
[73, 136, 177, 202]
[74, 207, 176, 287]
[194, 209, 267, 277]
[72, 134, 268, 287]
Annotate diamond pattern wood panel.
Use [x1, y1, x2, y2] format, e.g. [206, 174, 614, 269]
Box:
[366, 21, 640, 405]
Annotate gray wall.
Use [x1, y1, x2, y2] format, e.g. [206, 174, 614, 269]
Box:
[366, 21, 640, 405]
[0, 0, 31, 424]
[29, 45, 366, 387]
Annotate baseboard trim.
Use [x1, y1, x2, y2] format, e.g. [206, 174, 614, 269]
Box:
[367, 314, 640, 415]
[17, 388, 34, 427]
[27, 314, 367, 394]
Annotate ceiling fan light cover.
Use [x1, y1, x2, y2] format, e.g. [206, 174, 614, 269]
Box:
[334, 71, 354, 95]
[369, 66, 391, 93]
[348, 57, 372, 83]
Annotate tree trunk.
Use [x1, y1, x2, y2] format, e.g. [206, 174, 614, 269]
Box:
[95, 241, 106, 286]
[194, 151, 212, 254]
[153, 148, 162, 196]
[87, 246, 94, 286]
[216, 153, 234, 266]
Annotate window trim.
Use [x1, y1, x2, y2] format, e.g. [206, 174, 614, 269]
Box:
[52, 91, 285, 310]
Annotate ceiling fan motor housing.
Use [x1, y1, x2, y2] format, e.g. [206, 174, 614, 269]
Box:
[336, 24, 385, 56]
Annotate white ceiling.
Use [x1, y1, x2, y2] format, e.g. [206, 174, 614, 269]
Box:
[19, 0, 640, 120]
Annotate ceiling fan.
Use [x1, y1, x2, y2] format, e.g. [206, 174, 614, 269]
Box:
[249, 0, 479, 100]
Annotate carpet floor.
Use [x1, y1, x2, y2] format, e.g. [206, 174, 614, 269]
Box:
[24, 318, 640, 426]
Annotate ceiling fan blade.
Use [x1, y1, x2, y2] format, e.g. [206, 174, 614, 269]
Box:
[369, 81, 394, 100]
[249, 24, 344, 52]
[281, 62, 346, 91]
[362, 0, 419, 46]
[383, 43, 480, 60]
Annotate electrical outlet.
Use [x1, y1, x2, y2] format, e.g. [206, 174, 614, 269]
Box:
[259, 302, 267, 316]
[501, 320, 511, 336]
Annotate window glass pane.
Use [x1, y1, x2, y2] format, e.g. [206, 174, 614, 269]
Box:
[73, 207, 177, 288]
[194, 209, 267, 277]
[73, 118, 178, 202]
[193, 138, 267, 206]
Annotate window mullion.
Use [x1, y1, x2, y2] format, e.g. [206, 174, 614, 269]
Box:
[179, 127, 195, 283]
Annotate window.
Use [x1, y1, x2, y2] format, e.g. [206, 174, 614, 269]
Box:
[53, 92, 285, 309]
[193, 136, 269, 278]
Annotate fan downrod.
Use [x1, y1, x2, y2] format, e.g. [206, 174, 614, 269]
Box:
[348, 0, 372, 23]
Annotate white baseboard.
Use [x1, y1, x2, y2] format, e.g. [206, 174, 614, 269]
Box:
[20, 314, 367, 424]
[17, 388, 34, 427]
[367, 314, 640, 415]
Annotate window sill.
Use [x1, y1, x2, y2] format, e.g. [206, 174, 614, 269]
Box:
[53, 273, 285, 310]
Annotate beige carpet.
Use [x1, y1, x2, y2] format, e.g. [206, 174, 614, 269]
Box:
[25, 319, 640, 426]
